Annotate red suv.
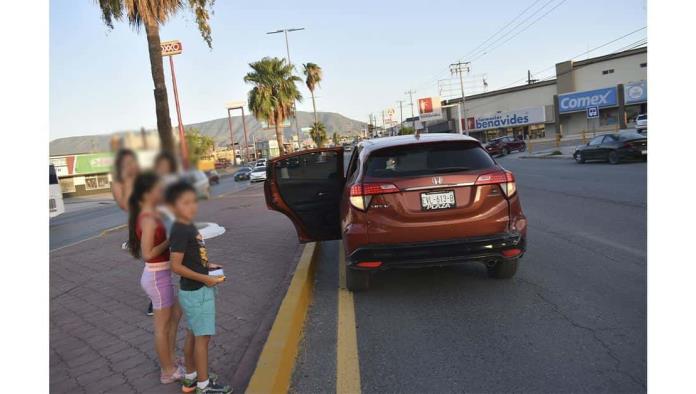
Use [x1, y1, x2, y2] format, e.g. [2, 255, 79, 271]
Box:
[485, 136, 526, 156]
[264, 134, 527, 291]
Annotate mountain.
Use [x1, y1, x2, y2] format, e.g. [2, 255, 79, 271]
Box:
[49, 111, 366, 156]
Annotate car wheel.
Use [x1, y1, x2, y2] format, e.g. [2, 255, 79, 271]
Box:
[501, 147, 509, 156]
[574, 152, 585, 164]
[519, 145, 526, 152]
[608, 150, 620, 165]
[346, 267, 370, 292]
[487, 259, 518, 279]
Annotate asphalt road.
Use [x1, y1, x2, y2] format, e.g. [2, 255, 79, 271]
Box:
[292, 154, 646, 393]
[49, 174, 251, 250]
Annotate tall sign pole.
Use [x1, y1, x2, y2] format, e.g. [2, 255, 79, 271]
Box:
[226, 108, 237, 164]
[226, 101, 250, 164]
[161, 40, 189, 168]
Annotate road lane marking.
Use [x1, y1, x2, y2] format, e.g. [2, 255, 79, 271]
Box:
[337, 246, 361, 394]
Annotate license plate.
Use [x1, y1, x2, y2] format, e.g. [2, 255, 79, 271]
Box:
[420, 190, 456, 210]
[641, 150, 647, 155]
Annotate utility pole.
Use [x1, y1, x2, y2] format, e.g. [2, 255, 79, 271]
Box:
[405, 89, 416, 130]
[267, 27, 305, 151]
[449, 61, 470, 136]
[396, 100, 404, 134]
[527, 70, 538, 85]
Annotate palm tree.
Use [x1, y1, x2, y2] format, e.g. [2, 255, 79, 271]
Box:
[96, 0, 215, 154]
[309, 122, 327, 148]
[245, 57, 303, 155]
[332, 132, 340, 146]
[302, 63, 323, 125]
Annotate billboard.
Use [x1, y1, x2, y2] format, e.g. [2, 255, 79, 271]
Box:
[465, 107, 546, 131]
[624, 80, 647, 104]
[558, 87, 618, 113]
[417, 96, 443, 121]
[384, 107, 398, 127]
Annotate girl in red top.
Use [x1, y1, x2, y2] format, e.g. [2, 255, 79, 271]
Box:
[128, 172, 185, 384]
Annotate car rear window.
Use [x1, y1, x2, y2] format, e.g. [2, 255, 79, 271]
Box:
[365, 141, 496, 178]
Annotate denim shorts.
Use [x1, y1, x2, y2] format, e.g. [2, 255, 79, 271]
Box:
[178, 286, 216, 336]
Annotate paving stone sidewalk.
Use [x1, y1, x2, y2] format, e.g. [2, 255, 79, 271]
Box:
[50, 184, 302, 393]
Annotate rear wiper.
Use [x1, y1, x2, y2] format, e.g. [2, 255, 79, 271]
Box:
[432, 167, 472, 173]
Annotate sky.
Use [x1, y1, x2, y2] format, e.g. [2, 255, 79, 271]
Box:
[49, 0, 647, 140]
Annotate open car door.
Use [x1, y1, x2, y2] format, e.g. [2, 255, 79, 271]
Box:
[264, 147, 345, 243]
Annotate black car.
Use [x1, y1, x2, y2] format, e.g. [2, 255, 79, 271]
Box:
[573, 132, 647, 164]
[234, 167, 253, 181]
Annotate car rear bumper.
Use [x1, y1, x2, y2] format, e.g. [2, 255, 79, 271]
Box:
[347, 232, 526, 269]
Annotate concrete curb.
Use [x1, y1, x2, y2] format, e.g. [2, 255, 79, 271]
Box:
[245, 242, 321, 394]
[519, 155, 573, 160]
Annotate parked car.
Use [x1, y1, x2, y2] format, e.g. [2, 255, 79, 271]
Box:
[484, 136, 526, 156]
[573, 132, 647, 164]
[255, 158, 268, 168]
[184, 170, 211, 199]
[249, 166, 267, 182]
[234, 167, 253, 181]
[635, 114, 647, 132]
[205, 170, 220, 185]
[264, 134, 527, 291]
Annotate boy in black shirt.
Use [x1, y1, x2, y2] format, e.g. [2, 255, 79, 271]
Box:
[166, 181, 231, 394]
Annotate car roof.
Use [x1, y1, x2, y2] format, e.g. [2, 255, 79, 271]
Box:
[357, 133, 480, 154]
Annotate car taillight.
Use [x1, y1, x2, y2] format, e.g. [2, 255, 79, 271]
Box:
[349, 182, 399, 210]
[475, 171, 517, 198]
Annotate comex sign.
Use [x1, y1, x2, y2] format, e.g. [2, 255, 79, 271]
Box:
[558, 87, 617, 114]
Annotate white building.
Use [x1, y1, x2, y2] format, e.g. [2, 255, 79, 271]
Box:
[436, 46, 647, 142]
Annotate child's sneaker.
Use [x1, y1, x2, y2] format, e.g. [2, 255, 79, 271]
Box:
[181, 373, 218, 393]
[160, 365, 185, 384]
[195, 380, 232, 394]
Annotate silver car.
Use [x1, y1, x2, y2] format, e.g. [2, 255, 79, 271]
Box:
[249, 166, 267, 182]
[184, 170, 211, 199]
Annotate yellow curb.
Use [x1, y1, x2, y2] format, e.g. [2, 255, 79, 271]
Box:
[246, 242, 321, 394]
[336, 246, 361, 394]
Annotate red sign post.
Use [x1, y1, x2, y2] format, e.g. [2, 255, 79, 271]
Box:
[161, 40, 189, 168]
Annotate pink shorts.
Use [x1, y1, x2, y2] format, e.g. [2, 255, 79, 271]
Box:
[140, 262, 177, 310]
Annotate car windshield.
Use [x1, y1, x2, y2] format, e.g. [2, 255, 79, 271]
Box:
[253, 166, 266, 172]
[366, 141, 496, 178]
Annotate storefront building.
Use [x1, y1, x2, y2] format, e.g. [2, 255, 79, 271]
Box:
[440, 46, 647, 140]
[49, 152, 114, 198]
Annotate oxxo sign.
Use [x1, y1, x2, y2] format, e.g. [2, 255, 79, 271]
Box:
[558, 87, 618, 114]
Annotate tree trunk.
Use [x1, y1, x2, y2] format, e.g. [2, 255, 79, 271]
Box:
[144, 22, 175, 154]
[274, 114, 285, 156]
[311, 90, 318, 125]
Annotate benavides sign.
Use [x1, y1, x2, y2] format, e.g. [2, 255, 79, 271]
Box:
[465, 107, 546, 131]
[558, 87, 618, 114]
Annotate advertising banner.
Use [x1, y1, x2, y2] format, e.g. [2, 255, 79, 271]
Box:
[558, 87, 618, 113]
[417, 96, 443, 121]
[384, 107, 398, 127]
[465, 107, 546, 131]
[624, 80, 647, 104]
[74, 153, 114, 175]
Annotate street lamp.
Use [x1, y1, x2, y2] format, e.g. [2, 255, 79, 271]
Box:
[161, 40, 189, 168]
[267, 27, 305, 151]
[226, 101, 250, 164]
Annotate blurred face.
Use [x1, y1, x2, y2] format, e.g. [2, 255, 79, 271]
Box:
[172, 190, 198, 222]
[143, 181, 164, 206]
[121, 154, 139, 179]
[154, 158, 174, 176]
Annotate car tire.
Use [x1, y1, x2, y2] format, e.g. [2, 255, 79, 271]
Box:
[487, 259, 518, 279]
[519, 145, 526, 152]
[574, 152, 585, 164]
[346, 267, 370, 292]
[501, 147, 509, 156]
[608, 150, 620, 165]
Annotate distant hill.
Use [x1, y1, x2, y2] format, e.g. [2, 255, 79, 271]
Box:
[50, 111, 366, 156]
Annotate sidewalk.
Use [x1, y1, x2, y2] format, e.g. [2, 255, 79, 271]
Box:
[50, 184, 303, 393]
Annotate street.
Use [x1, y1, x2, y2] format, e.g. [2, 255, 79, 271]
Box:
[49, 173, 251, 250]
[291, 155, 646, 393]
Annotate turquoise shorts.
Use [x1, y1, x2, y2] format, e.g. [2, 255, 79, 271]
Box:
[178, 286, 216, 336]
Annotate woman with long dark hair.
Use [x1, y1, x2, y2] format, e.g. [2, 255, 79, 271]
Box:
[111, 148, 139, 211]
[128, 172, 184, 384]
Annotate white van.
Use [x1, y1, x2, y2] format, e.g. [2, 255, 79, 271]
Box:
[49, 164, 65, 217]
